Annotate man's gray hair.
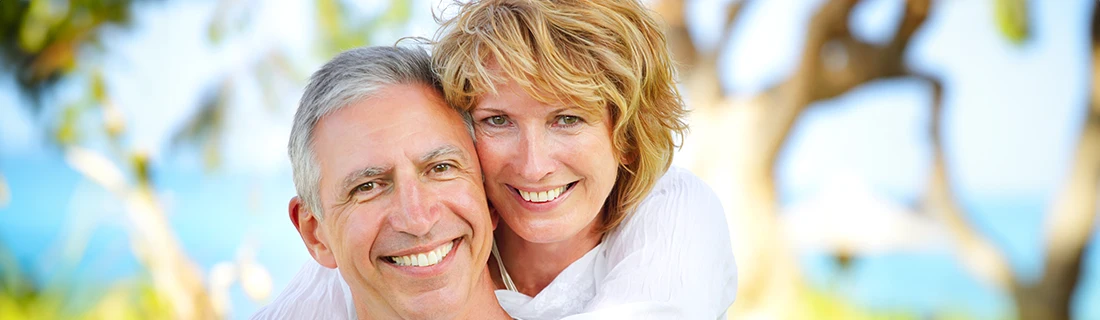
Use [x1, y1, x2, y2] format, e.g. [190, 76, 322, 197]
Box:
[288, 45, 474, 220]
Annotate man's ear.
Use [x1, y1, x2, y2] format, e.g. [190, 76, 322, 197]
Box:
[290, 196, 338, 269]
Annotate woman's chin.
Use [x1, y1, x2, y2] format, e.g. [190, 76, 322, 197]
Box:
[503, 213, 600, 244]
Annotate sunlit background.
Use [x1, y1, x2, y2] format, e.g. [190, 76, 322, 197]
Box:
[1, 0, 1097, 319]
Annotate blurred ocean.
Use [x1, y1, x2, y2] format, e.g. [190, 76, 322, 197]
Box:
[2, 153, 1097, 319]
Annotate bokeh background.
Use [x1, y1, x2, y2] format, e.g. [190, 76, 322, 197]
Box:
[1, 0, 1097, 319]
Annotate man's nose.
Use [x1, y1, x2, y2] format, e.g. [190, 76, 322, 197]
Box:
[389, 180, 439, 236]
[516, 129, 556, 182]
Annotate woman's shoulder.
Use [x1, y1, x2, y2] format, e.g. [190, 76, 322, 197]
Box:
[648, 166, 714, 197]
[590, 166, 738, 317]
[635, 166, 724, 222]
[608, 166, 728, 244]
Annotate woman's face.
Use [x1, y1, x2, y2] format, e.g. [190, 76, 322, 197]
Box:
[471, 79, 620, 244]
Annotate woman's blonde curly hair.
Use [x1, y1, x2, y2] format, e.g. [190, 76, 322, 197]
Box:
[433, 0, 688, 233]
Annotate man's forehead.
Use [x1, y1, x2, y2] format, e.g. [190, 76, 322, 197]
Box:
[359, 140, 472, 165]
[326, 132, 473, 167]
[318, 86, 467, 140]
[315, 84, 471, 161]
[319, 116, 474, 172]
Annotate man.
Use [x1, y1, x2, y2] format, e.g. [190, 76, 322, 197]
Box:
[254, 46, 509, 319]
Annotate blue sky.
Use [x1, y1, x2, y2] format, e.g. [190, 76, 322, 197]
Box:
[1, 0, 1089, 197]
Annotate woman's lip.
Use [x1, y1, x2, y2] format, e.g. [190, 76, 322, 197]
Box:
[509, 182, 573, 193]
[505, 181, 577, 212]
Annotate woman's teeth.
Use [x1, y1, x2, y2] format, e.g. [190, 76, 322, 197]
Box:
[518, 185, 567, 203]
[389, 241, 454, 267]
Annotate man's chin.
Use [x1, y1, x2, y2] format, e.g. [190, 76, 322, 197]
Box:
[386, 270, 473, 317]
[393, 287, 468, 319]
[365, 243, 483, 318]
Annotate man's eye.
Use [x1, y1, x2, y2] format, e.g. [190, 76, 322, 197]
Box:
[486, 116, 509, 126]
[356, 181, 377, 193]
[557, 115, 581, 126]
[432, 163, 453, 173]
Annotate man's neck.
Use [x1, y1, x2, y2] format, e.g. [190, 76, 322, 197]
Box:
[461, 267, 512, 319]
[493, 220, 603, 297]
[353, 267, 510, 319]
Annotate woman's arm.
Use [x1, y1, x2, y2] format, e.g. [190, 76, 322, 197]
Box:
[251, 260, 355, 319]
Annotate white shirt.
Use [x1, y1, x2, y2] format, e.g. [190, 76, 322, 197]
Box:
[253, 167, 737, 319]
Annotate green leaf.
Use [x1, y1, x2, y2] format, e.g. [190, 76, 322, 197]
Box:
[316, 0, 345, 54]
[91, 70, 106, 102]
[169, 79, 229, 171]
[0, 172, 8, 209]
[207, 19, 224, 44]
[203, 138, 221, 172]
[994, 0, 1030, 45]
[54, 104, 83, 146]
[379, 0, 411, 27]
[130, 151, 152, 188]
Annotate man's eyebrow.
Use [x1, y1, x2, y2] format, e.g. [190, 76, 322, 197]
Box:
[340, 166, 390, 192]
[420, 144, 467, 164]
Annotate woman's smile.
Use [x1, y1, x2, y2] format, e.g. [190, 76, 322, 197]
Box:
[506, 181, 579, 210]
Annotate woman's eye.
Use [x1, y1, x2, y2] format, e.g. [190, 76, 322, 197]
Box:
[557, 115, 581, 126]
[487, 116, 509, 126]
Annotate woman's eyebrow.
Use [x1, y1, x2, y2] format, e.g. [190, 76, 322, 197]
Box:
[471, 107, 506, 114]
[550, 105, 599, 118]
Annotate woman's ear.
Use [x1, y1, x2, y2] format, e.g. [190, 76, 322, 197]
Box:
[619, 150, 635, 166]
[289, 197, 338, 268]
[489, 202, 500, 230]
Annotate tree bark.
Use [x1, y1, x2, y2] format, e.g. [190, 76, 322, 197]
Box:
[1013, 3, 1100, 319]
[921, 72, 1015, 292]
[654, 0, 938, 317]
[657, 0, 1098, 318]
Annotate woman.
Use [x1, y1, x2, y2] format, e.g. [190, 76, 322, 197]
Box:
[268, 0, 736, 318]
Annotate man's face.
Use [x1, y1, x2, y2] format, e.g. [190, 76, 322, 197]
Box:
[305, 83, 493, 319]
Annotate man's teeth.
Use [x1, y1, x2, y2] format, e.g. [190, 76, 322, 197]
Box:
[518, 185, 567, 203]
[389, 241, 454, 267]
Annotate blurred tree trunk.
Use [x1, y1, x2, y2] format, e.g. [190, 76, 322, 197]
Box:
[65, 148, 218, 319]
[654, 0, 935, 317]
[654, 0, 1099, 318]
[1013, 3, 1100, 319]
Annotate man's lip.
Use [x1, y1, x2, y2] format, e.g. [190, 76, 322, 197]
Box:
[381, 237, 462, 258]
[381, 238, 463, 277]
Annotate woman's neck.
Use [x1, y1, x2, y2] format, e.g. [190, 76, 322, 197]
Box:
[493, 220, 603, 297]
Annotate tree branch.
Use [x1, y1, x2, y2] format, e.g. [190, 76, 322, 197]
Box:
[716, 0, 751, 61]
[915, 72, 1015, 291]
[751, 0, 936, 167]
[1016, 5, 1100, 318]
[654, 0, 755, 109]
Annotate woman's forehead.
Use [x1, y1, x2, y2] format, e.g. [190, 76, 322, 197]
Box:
[473, 85, 604, 116]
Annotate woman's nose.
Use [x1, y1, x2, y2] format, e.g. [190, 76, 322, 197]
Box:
[515, 128, 556, 182]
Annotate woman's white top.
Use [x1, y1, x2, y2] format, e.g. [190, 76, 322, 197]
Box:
[253, 166, 737, 319]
